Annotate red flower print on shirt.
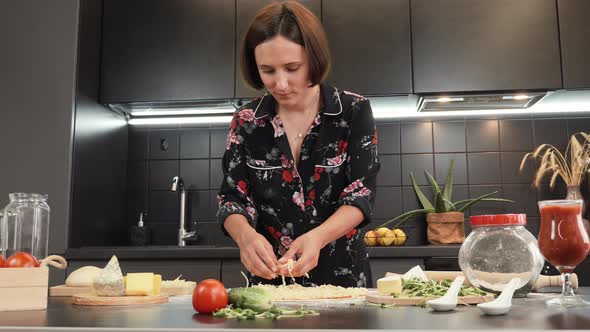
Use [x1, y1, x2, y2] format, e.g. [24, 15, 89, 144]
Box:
[292, 191, 305, 211]
[372, 129, 378, 145]
[226, 129, 240, 150]
[237, 180, 248, 196]
[281, 154, 292, 169]
[338, 140, 348, 154]
[327, 153, 345, 166]
[282, 170, 293, 183]
[352, 187, 371, 197]
[309, 189, 316, 201]
[254, 118, 267, 127]
[345, 229, 358, 239]
[272, 116, 285, 137]
[246, 206, 256, 220]
[238, 109, 255, 122]
[343, 179, 364, 193]
[343, 90, 367, 100]
[280, 235, 293, 248]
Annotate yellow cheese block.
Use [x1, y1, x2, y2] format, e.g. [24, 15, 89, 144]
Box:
[377, 276, 402, 295]
[124, 273, 162, 296]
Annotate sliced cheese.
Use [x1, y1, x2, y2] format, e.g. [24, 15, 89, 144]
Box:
[125, 273, 162, 296]
[65, 266, 102, 287]
[93, 255, 125, 296]
[377, 276, 402, 295]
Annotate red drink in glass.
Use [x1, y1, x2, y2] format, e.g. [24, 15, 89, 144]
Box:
[538, 199, 590, 307]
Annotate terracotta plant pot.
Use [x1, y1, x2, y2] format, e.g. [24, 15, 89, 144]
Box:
[426, 212, 465, 245]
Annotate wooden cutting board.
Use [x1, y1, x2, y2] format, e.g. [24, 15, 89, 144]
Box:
[365, 290, 494, 306]
[49, 285, 93, 297]
[72, 293, 168, 306]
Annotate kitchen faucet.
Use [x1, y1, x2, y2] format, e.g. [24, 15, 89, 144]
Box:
[171, 176, 197, 246]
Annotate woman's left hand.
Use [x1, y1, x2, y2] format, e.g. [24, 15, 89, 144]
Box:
[277, 231, 325, 277]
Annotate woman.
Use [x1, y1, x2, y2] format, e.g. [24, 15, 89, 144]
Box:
[217, 1, 379, 287]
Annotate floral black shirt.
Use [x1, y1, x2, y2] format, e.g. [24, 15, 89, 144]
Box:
[217, 83, 380, 287]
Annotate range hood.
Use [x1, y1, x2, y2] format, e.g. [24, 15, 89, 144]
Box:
[115, 89, 590, 125]
[417, 92, 546, 112]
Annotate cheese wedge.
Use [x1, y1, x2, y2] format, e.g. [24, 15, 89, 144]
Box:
[93, 255, 125, 296]
[377, 276, 402, 295]
[125, 273, 162, 296]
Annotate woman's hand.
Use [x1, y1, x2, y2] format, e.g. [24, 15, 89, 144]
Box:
[235, 227, 278, 280]
[277, 231, 325, 277]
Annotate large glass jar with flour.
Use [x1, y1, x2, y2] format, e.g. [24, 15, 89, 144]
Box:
[1, 193, 50, 260]
[459, 214, 544, 297]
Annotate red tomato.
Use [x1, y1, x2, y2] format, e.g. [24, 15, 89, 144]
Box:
[192, 279, 228, 314]
[0, 255, 5, 267]
[5, 252, 40, 268]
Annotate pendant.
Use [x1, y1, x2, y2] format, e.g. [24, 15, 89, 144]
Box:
[297, 132, 303, 139]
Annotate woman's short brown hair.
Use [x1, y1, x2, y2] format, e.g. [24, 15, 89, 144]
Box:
[240, 1, 331, 90]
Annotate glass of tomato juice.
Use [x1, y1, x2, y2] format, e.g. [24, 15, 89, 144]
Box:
[538, 199, 590, 307]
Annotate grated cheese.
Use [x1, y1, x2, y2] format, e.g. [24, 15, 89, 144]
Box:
[255, 283, 368, 301]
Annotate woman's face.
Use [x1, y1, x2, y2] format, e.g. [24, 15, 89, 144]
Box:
[254, 35, 312, 108]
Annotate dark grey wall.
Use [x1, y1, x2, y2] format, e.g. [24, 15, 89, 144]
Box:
[0, 0, 79, 254]
[126, 115, 590, 246]
[69, 0, 129, 248]
[0, 0, 80, 286]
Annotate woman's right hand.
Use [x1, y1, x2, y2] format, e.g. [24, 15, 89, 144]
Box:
[235, 227, 279, 280]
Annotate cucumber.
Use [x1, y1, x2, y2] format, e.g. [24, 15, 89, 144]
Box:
[227, 287, 274, 313]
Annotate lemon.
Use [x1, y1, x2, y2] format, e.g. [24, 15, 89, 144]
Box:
[391, 228, 407, 246]
[363, 230, 379, 246]
[378, 228, 396, 246]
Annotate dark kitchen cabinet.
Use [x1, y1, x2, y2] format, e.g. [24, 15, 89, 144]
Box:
[411, 0, 562, 93]
[101, 0, 235, 103]
[235, 0, 321, 98]
[323, 0, 412, 95]
[558, 0, 590, 88]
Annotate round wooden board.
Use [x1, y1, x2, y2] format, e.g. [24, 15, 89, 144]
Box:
[365, 290, 495, 306]
[72, 293, 169, 306]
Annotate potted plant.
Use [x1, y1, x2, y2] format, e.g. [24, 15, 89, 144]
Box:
[520, 132, 590, 201]
[375, 160, 512, 245]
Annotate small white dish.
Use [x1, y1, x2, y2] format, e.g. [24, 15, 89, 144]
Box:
[477, 278, 521, 315]
[427, 276, 465, 312]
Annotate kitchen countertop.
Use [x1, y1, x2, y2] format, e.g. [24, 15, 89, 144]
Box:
[64, 245, 461, 260]
[1, 289, 589, 331]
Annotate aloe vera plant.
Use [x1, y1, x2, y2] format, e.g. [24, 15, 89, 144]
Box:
[379, 160, 512, 228]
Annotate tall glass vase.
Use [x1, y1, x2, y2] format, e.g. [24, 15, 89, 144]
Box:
[566, 185, 589, 234]
[566, 185, 586, 214]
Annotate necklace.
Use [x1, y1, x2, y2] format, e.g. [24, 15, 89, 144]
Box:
[295, 107, 318, 141]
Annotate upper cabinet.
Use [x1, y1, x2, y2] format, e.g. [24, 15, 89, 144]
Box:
[235, 0, 321, 98]
[558, 0, 590, 89]
[411, 0, 562, 94]
[323, 0, 411, 95]
[100, 0, 235, 103]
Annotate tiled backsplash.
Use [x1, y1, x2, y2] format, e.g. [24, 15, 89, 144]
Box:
[127, 116, 590, 246]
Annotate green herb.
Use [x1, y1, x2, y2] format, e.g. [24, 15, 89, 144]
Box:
[213, 305, 319, 320]
[399, 278, 487, 299]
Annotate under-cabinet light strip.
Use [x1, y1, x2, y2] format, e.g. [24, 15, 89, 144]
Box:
[128, 107, 590, 125]
[130, 108, 235, 117]
[128, 115, 234, 125]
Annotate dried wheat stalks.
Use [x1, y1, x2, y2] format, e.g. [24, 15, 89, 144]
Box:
[520, 132, 590, 189]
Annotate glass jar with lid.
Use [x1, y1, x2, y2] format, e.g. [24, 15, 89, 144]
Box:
[1, 193, 50, 260]
[458, 214, 544, 297]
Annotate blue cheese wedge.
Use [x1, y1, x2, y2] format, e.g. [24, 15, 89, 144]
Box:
[93, 255, 125, 296]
